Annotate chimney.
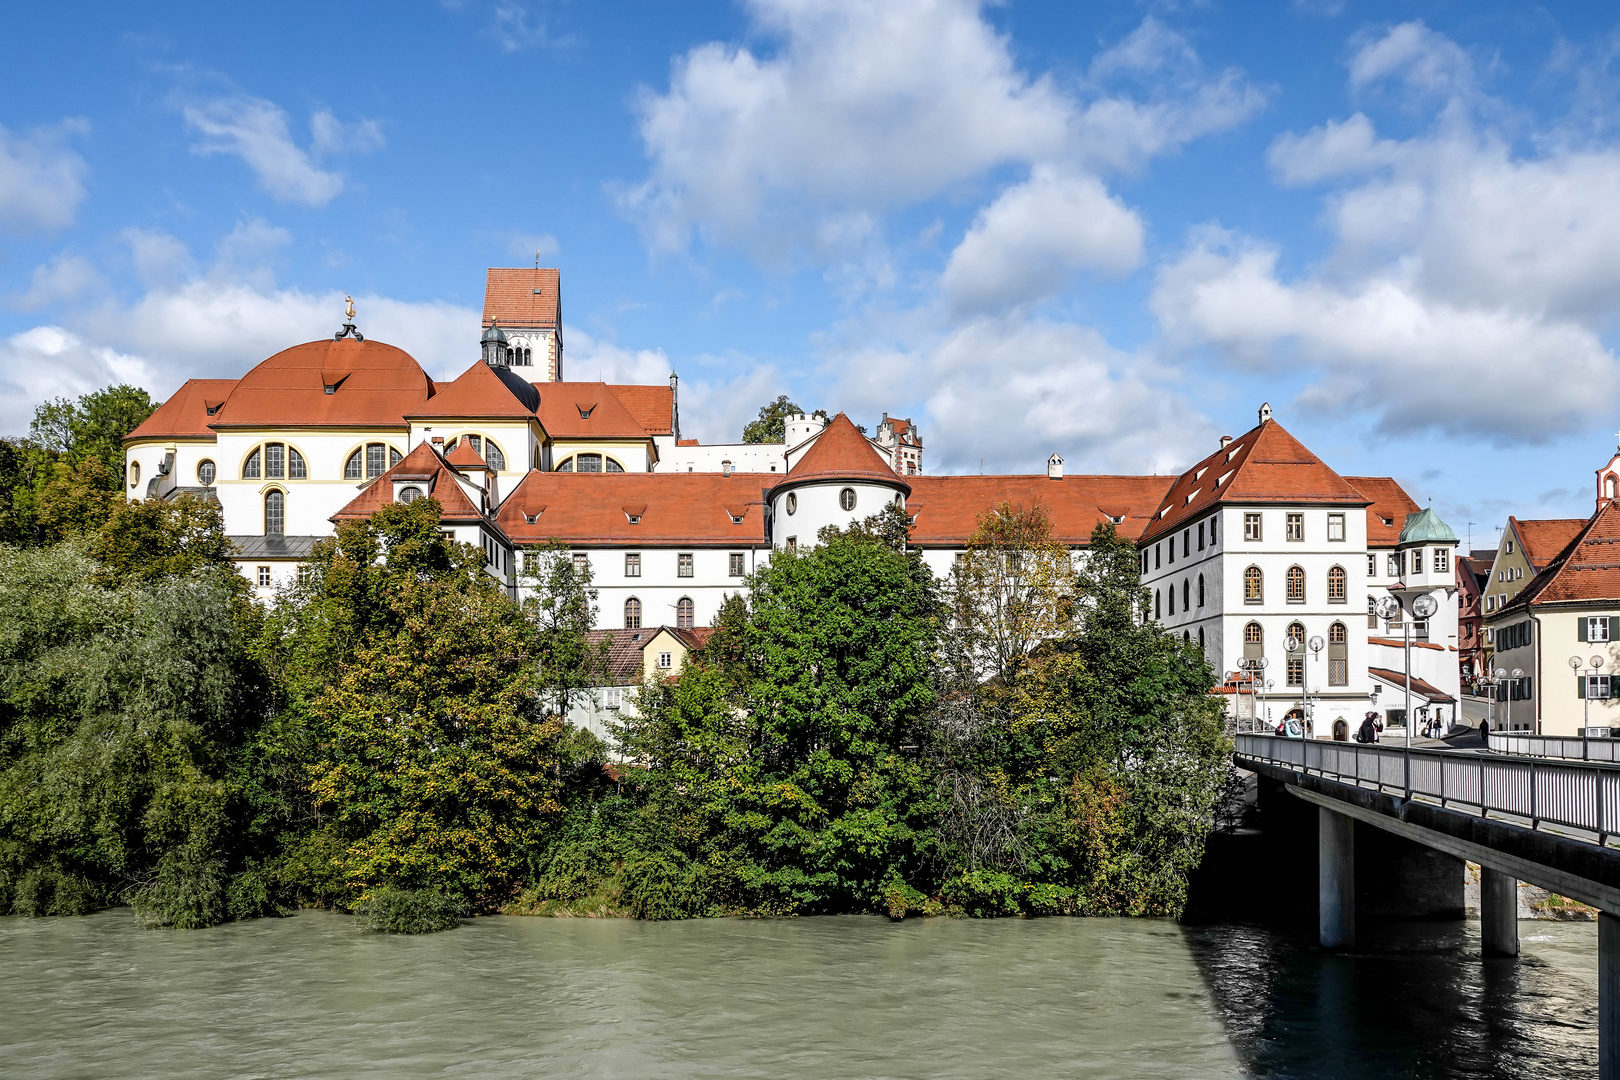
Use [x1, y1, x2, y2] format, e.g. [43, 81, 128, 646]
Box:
[1258, 402, 1273, 425]
[1047, 452, 1064, 480]
[1220, 435, 1232, 449]
[669, 372, 680, 442]
[722, 459, 732, 477]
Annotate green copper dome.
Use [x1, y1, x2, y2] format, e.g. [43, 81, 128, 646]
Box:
[1398, 506, 1457, 545]
[481, 321, 509, 345]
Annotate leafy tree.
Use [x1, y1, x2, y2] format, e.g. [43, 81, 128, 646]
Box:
[91, 495, 239, 585]
[521, 542, 610, 719]
[950, 502, 1079, 684]
[32, 458, 120, 542]
[741, 395, 802, 443]
[30, 385, 158, 476]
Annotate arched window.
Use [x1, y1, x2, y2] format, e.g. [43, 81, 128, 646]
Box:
[624, 597, 642, 629]
[484, 441, 506, 471]
[577, 453, 603, 473]
[346, 443, 400, 480]
[1286, 622, 1306, 647]
[606, 458, 625, 473]
[1243, 621, 1263, 661]
[1198, 627, 1205, 651]
[1155, 589, 1162, 619]
[1182, 578, 1190, 610]
[786, 493, 798, 515]
[1286, 565, 1305, 603]
[1327, 565, 1347, 603]
[198, 460, 216, 485]
[1285, 621, 1306, 686]
[1609, 476, 1617, 499]
[289, 447, 306, 479]
[1168, 586, 1175, 615]
[840, 488, 857, 511]
[676, 597, 694, 630]
[243, 448, 261, 479]
[130, 460, 140, 487]
[1328, 621, 1348, 685]
[1244, 566, 1263, 603]
[265, 443, 285, 479]
[399, 486, 423, 503]
[265, 490, 284, 536]
[1197, 573, 1205, 607]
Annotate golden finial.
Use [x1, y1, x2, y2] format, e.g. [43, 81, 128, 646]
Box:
[344, 294, 356, 321]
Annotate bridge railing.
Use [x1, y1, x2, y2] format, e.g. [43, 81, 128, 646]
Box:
[1488, 733, 1620, 762]
[1235, 733, 1620, 842]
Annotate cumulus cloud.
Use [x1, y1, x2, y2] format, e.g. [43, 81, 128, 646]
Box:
[0, 119, 90, 233]
[9, 254, 103, 311]
[940, 168, 1144, 316]
[623, 2, 1259, 268]
[183, 95, 382, 207]
[1153, 22, 1620, 445]
[564, 325, 672, 385]
[0, 326, 153, 437]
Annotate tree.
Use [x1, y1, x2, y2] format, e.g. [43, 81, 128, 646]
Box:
[742, 395, 802, 443]
[30, 385, 158, 477]
[521, 542, 610, 720]
[91, 494, 239, 585]
[33, 457, 120, 541]
[949, 502, 1079, 684]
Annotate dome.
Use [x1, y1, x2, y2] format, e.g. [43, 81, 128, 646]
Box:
[481, 321, 509, 345]
[210, 337, 434, 429]
[1397, 506, 1457, 546]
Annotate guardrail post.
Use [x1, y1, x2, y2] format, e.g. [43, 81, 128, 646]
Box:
[1481, 755, 1488, 818]
[1530, 759, 1539, 829]
[1404, 745, 1412, 801]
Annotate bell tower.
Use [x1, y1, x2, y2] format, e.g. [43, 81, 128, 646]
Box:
[1596, 431, 1620, 509]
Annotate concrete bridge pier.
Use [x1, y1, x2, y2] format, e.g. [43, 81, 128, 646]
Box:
[1603, 912, 1620, 1080]
[1319, 806, 1355, 950]
[1480, 867, 1519, 958]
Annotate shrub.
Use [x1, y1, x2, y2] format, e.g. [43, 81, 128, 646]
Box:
[353, 886, 464, 934]
[620, 851, 708, 920]
[942, 870, 1025, 917]
[12, 867, 100, 916]
[129, 848, 227, 929]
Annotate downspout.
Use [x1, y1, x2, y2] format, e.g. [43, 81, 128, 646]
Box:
[1529, 607, 1544, 735]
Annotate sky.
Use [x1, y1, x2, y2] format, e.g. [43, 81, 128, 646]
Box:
[3, 0, 1619, 547]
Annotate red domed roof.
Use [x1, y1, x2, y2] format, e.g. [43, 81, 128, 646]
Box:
[208, 337, 434, 429]
[777, 413, 909, 493]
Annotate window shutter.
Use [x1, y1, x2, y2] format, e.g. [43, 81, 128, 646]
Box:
[1579, 618, 1588, 642]
[1610, 616, 1618, 641]
[1578, 676, 1587, 699]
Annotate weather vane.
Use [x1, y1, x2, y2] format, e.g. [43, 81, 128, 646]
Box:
[334, 293, 364, 342]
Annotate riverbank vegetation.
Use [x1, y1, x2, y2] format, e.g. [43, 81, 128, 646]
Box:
[1, 387, 1229, 929]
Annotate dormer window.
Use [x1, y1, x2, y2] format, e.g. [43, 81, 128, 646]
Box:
[525, 514, 537, 524]
[577, 403, 596, 419]
[627, 514, 642, 524]
[399, 486, 423, 504]
[730, 513, 743, 524]
[206, 404, 220, 416]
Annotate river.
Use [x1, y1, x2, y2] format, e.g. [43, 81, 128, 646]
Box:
[0, 911, 1599, 1078]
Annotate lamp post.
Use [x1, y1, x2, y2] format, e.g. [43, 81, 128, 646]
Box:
[1308, 635, 1325, 737]
[1571, 656, 1605, 735]
[1595, 657, 1607, 735]
[1249, 656, 1269, 731]
[1285, 635, 1303, 737]
[1492, 666, 1507, 740]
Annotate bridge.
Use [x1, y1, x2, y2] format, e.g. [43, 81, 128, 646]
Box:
[1233, 733, 1620, 1077]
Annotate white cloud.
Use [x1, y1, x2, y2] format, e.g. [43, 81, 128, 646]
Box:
[1349, 21, 1476, 100]
[672, 365, 783, 446]
[940, 168, 1144, 316]
[0, 119, 90, 233]
[0, 326, 153, 437]
[1152, 231, 1618, 442]
[1267, 113, 1401, 185]
[562, 325, 672, 385]
[9, 254, 103, 311]
[122, 227, 197, 288]
[624, 2, 1258, 266]
[183, 96, 382, 207]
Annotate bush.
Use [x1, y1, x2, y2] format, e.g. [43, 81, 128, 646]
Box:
[129, 848, 227, 929]
[942, 870, 1026, 917]
[12, 867, 100, 916]
[353, 886, 464, 934]
[620, 851, 708, 920]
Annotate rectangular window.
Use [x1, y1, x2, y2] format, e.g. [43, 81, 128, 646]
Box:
[605, 687, 622, 709]
[1507, 540, 1515, 554]
[1590, 617, 1612, 642]
[265, 443, 285, 479]
[1208, 516, 1216, 546]
[1414, 619, 1429, 641]
[1286, 656, 1304, 686]
[1244, 513, 1262, 541]
[367, 443, 385, 478]
[1389, 553, 1403, 578]
[1329, 659, 1348, 686]
[658, 651, 673, 669]
[678, 553, 694, 578]
[256, 565, 271, 587]
[1286, 513, 1303, 541]
[625, 553, 641, 577]
[786, 537, 797, 554]
[1168, 538, 1175, 564]
[1198, 522, 1205, 550]
[1368, 597, 1378, 629]
[1328, 513, 1345, 541]
[1183, 530, 1190, 558]
[572, 553, 588, 574]
[729, 553, 745, 577]
[296, 565, 312, 585]
[523, 552, 537, 576]
[1434, 548, 1449, 573]
[1155, 544, 1162, 569]
[1487, 627, 1495, 644]
[1589, 676, 1613, 700]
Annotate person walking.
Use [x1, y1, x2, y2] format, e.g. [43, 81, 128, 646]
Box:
[1356, 712, 1380, 744]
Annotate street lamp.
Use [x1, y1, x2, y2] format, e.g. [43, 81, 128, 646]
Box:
[1407, 594, 1440, 747]
[1308, 635, 1325, 737]
[1571, 655, 1606, 734]
[1285, 635, 1303, 737]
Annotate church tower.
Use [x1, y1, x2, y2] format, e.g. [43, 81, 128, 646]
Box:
[482, 267, 563, 381]
[1596, 433, 1620, 509]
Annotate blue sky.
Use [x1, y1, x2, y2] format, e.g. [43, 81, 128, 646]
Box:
[3, 0, 1619, 547]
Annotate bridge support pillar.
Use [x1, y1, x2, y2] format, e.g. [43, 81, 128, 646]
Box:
[1319, 806, 1355, 950]
[1603, 912, 1620, 1080]
[1480, 867, 1518, 957]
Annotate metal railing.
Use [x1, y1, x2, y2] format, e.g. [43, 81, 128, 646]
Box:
[1489, 733, 1620, 763]
[1235, 733, 1620, 843]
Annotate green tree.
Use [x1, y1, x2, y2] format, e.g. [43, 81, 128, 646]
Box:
[91, 494, 239, 585]
[520, 542, 610, 720]
[950, 502, 1079, 684]
[30, 385, 158, 476]
[33, 457, 121, 541]
[741, 395, 802, 443]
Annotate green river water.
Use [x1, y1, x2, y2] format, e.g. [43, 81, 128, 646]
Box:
[0, 911, 1600, 1078]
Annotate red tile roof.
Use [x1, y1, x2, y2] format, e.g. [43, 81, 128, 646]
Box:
[1505, 502, 1620, 607]
[330, 441, 489, 526]
[407, 361, 539, 420]
[497, 472, 769, 546]
[1140, 419, 1370, 545]
[535, 382, 651, 440]
[781, 413, 908, 491]
[483, 268, 560, 329]
[611, 384, 675, 436]
[1511, 517, 1587, 569]
[586, 628, 657, 684]
[1345, 476, 1420, 547]
[1368, 667, 1456, 704]
[444, 437, 490, 470]
[207, 338, 434, 430]
[905, 474, 1174, 547]
[125, 378, 239, 441]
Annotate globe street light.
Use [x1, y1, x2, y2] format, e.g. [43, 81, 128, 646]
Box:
[1573, 656, 1589, 734]
[1285, 635, 1303, 737]
[1308, 635, 1325, 737]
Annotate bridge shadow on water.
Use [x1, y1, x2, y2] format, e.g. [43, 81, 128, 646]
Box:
[1180, 919, 1598, 1079]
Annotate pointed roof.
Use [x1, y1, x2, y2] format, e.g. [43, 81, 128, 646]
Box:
[445, 437, 490, 470]
[1140, 418, 1370, 545]
[1503, 501, 1620, 609]
[534, 382, 649, 439]
[610, 384, 676, 436]
[1397, 506, 1457, 545]
[125, 378, 239, 441]
[330, 441, 490, 527]
[777, 413, 908, 492]
[1345, 476, 1420, 547]
[483, 268, 560, 330]
[1510, 516, 1588, 570]
[406, 360, 539, 420]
